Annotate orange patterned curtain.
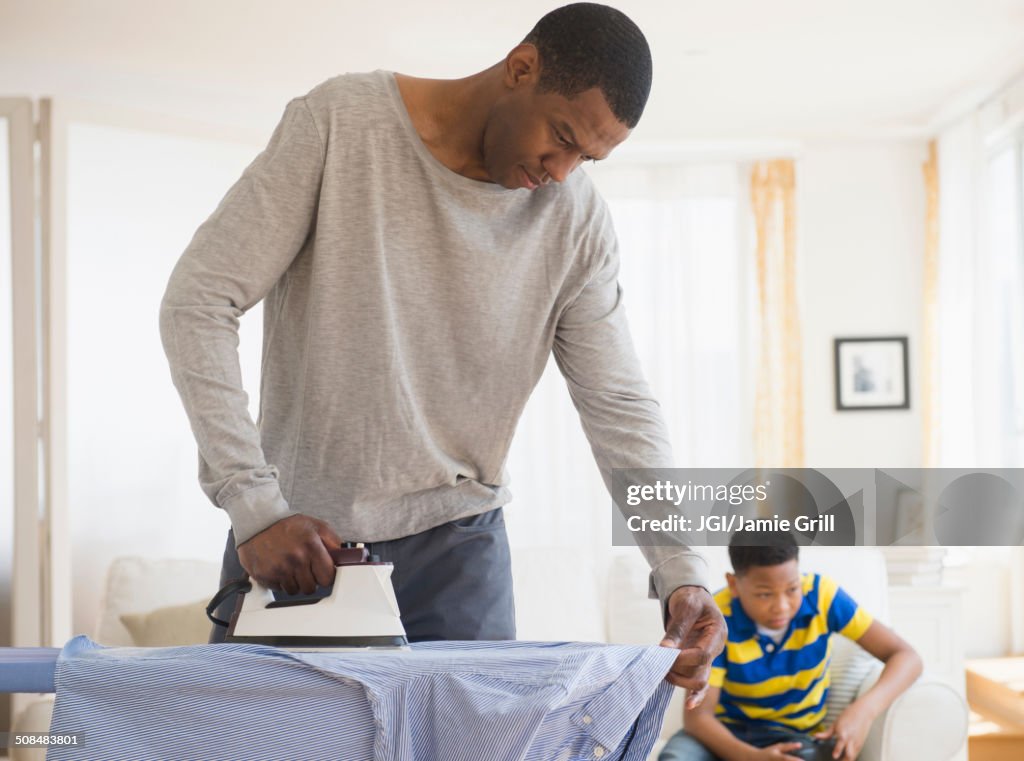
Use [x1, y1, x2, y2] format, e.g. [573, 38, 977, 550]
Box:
[921, 141, 940, 467]
[750, 160, 804, 467]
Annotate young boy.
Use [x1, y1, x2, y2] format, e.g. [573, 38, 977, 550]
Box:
[660, 532, 922, 761]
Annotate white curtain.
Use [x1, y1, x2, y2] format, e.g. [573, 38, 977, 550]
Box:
[504, 161, 750, 558]
[935, 95, 1024, 467]
[979, 143, 1024, 466]
[934, 115, 983, 466]
[934, 85, 1024, 656]
[65, 120, 261, 636]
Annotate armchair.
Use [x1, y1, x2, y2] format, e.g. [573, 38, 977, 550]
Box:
[603, 546, 968, 760]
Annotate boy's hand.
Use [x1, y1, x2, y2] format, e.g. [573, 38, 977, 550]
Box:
[813, 702, 873, 760]
[747, 742, 804, 761]
[660, 585, 727, 708]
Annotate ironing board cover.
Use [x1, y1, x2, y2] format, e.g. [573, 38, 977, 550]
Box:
[0, 648, 60, 693]
[47, 636, 678, 760]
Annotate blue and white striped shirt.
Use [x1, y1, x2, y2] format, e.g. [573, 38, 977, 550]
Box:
[48, 636, 679, 760]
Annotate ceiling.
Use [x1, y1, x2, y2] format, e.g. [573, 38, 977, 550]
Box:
[1, 0, 1023, 144]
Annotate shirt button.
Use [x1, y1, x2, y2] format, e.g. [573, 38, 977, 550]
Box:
[593, 747, 605, 759]
[582, 715, 593, 725]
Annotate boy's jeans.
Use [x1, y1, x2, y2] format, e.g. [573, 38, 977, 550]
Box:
[660, 725, 837, 761]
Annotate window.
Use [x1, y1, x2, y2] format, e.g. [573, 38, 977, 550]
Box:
[982, 137, 1024, 465]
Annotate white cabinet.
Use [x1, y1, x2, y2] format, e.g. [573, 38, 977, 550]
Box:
[888, 585, 966, 694]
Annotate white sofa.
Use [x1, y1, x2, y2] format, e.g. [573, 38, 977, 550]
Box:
[13, 546, 968, 760]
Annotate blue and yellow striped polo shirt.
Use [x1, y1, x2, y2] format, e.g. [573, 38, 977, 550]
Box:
[709, 573, 874, 732]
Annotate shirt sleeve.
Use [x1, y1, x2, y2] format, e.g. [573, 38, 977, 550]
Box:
[551, 197, 709, 621]
[159, 95, 325, 545]
[822, 575, 874, 641]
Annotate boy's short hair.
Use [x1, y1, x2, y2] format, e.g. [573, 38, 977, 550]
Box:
[728, 530, 799, 575]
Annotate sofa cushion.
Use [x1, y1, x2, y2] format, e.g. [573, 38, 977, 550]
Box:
[120, 598, 212, 646]
[95, 556, 221, 645]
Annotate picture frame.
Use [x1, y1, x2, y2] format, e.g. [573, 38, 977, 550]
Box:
[833, 336, 910, 411]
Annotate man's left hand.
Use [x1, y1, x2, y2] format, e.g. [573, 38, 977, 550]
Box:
[659, 585, 727, 709]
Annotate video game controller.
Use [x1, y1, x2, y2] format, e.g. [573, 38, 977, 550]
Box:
[794, 737, 837, 761]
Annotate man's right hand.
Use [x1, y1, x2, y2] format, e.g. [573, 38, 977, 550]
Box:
[236, 514, 344, 596]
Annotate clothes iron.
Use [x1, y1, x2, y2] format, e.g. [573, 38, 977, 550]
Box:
[207, 544, 409, 651]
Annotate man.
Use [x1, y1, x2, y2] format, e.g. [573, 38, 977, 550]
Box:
[160, 2, 725, 707]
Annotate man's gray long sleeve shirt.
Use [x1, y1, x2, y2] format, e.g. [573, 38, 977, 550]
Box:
[159, 70, 708, 609]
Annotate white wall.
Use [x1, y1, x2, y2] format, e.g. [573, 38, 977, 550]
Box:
[798, 141, 928, 468]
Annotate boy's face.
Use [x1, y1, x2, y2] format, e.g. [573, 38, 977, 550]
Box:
[727, 559, 803, 630]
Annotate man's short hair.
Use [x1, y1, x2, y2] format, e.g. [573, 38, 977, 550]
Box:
[522, 3, 652, 128]
[728, 530, 800, 576]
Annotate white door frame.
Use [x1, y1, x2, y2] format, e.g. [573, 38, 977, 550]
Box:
[3, 95, 43, 729]
[5, 94, 263, 731]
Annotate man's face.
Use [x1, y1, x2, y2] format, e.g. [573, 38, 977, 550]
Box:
[483, 75, 631, 191]
[727, 559, 803, 630]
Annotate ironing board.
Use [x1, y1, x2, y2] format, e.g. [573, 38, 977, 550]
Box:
[0, 648, 59, 693]
[2, 637, 678, 761]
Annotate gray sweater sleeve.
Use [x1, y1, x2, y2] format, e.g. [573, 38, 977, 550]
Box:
[159, 96, 324, 545]
[552, 215, 710, 620]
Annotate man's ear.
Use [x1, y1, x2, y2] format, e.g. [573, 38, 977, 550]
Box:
[725, 572, 738, 596]
[503, 43, 541, 88]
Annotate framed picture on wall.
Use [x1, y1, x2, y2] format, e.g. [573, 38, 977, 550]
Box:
[834, 336, 910, 411]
